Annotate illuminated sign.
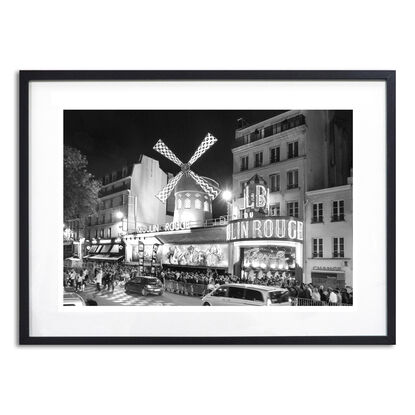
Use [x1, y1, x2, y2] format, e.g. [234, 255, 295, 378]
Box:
[136, 221, 191, 234]
[244, 184, 269, 210]
[226, 218, 304, 243]
[242, 175, 270, 218]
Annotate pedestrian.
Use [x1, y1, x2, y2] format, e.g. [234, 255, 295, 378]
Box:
[311, 287, 321, 302]
[108, 272, 115, 293]
[75, 273, 83, 292]
[328, 288, 338, 305]
[336, 289, 342, 305]
[95, 268, 103, 292]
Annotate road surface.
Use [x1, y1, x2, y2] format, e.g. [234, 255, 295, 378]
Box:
[75, 283, 202, 306]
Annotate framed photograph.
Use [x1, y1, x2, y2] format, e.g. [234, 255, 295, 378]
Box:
[19, 70, 395, 345]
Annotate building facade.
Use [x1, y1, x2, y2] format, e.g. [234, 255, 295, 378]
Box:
[230, 110, 353, 286]
[304, 179, 353, 288]
[84, 155, 174, 243]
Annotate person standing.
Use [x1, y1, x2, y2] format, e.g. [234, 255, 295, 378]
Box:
[328, 288, 338, 305]
[108, 272, 115, 293]
[75, 272, 83, 292]
[95, 268, 103, 292]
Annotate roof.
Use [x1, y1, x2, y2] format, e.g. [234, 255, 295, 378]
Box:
[175, 174, 219, 194]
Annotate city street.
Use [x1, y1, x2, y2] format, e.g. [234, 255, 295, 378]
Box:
[76, 283, 202, 306]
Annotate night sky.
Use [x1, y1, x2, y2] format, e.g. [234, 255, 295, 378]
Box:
[64, 110, 286, 216]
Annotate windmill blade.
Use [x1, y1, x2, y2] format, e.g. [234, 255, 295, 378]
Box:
[155, 171, 183, 203]
[188, 170, 220, 200]
[187, 133, 218, 166]
[153, 139, 183, 167]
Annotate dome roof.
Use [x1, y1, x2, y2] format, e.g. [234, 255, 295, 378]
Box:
[175, 174, 219, 194]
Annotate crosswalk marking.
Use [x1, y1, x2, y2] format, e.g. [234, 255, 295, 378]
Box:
[78, 284, 176, 306]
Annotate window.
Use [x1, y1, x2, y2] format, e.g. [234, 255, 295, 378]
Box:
[264, 125, 274, 138]
[228, 286, 245, 299]
[177, 198, 182, 209]
[107, 228, 111, 238]
[288, 141, 299, 159]
[101, 215, 105, 224]
[195, 199, 202, 209]
[240, 181, 247, 197]
[333, 237, 345, 258]
[95, 229, 98, 239]
[122, 167, 128, 177]
[254, 152, 263, 168]
[99, 228, 104, 238]
[203, 200, 209, 212]
[269, 173, 280, 192]
[312, 203, 323, 222]
[287, 170, 299, 189]
[245, 289, 264, 302]
[270, 146, 280, 163]
[269, 203, 280, 216]
[287, 201, 299, 218]
[112, 171, 117, 181]
[332, 200, 345, 221]
[104, 175, 109, 185]
[212, 286, 228, 297]
[240, 156, 249, 171]
[313, 238, 323, 258]
[184, 198, 191, 209]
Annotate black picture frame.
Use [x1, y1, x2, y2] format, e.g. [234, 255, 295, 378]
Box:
[19, 70, 396, 345]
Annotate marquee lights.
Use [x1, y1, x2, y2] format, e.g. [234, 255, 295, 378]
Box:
[226, 218, 304, 242]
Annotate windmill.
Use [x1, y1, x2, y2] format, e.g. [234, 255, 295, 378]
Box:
[153, 133, 221, 224]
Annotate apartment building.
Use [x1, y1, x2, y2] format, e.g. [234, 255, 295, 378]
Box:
[304, 179, 353, 288]
[84, 154, 174, 242]
[230, 110, 353, 285]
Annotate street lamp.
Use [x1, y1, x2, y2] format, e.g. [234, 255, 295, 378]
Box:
[115, 211, 124, 219]
[222, 189, 232, 202]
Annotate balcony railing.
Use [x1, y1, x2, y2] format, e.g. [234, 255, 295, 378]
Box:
[232, 114, 306, 149]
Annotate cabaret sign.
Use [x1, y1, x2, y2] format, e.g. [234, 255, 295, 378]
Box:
[226, 218, 304, 243]
[136, 221, 191, 234]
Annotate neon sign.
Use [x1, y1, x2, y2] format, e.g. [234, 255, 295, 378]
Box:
[135, 221, 191, 234]
[226, 218, 304, 243]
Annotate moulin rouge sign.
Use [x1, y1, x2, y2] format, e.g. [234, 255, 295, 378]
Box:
[226, 218, 304, 243]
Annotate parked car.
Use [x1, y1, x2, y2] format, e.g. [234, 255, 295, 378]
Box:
[125, 276, 164, 296]
[201, 284, 293, 306]
[63, 289, 86, 306]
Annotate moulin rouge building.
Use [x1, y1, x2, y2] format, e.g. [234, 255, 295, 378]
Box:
[113, 110, 352, 288]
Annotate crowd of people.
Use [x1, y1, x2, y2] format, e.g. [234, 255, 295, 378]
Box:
[161, 268, 353, 305]
[63, 263, 139, 292]
[63, 262, 353, 305]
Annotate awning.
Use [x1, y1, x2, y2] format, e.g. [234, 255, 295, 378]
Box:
[87, 255, 124, 261]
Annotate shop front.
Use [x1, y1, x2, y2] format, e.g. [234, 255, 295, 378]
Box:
[123, 225, 228, 275]
[226, 217, 304, 282]
[84, 238, 125, 263]
[308, 262, 352, 289]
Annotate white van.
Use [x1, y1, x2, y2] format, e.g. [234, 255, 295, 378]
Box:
[201, 284, 293, 306]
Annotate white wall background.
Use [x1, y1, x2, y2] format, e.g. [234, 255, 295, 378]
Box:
[0, 1, 412, 415]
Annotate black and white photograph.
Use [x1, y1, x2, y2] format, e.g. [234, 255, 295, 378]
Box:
[63, 109, 353, 307]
